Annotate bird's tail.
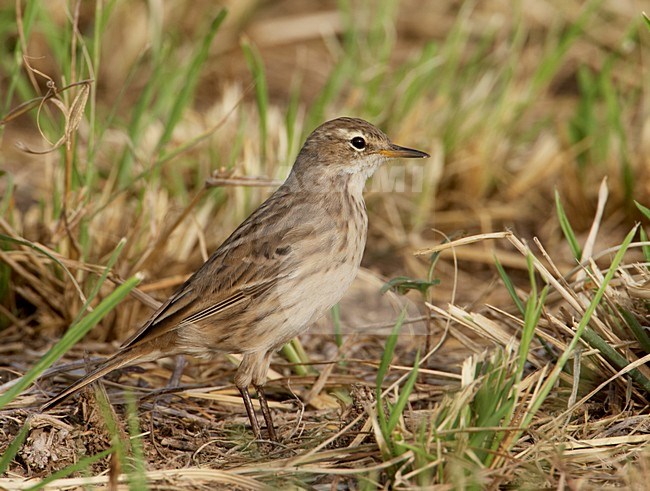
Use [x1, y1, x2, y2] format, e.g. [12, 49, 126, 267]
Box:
[40, 347, 143, 411]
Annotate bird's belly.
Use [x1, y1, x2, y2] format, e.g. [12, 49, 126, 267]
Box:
[268, 258, 360, 348]
[180, 259, 361, 357]
[254, 212, 367, 350]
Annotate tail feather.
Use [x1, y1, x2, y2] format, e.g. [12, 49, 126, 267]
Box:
[40, 349, 141, 411]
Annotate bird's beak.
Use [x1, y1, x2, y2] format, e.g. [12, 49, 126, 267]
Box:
[379, 143, 430, 159]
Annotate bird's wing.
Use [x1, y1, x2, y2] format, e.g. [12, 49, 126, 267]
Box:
[120, 276, 281, 350]
[121, 188, 316, 350]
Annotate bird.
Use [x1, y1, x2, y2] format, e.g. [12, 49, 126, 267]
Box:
[40, 117, 429, 440]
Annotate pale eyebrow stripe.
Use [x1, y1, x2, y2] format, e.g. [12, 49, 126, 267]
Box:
[338, 129, 364, 140]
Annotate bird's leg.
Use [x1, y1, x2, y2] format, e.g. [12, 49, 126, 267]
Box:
[168, 355, 187, 387]
[254, 383, 277, 441]
[251, 351, 278, 440]
[237, 351, 276, 440]
[236, 355, 264, 439]
[154, 355, 188, 404]
[238, 385, 262, 440]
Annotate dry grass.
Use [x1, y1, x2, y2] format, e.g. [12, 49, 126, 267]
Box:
[1, 0, 649, 489]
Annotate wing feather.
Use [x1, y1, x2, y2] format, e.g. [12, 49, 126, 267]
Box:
[120, 186, 316, 350]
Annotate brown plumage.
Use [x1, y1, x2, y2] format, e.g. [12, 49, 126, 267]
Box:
[40, 117, 429, 440]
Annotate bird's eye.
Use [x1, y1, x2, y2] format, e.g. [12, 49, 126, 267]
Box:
[351, 136, 366, 150]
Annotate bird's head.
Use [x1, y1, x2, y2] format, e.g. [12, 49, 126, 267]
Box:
[291, 117, 429, 182]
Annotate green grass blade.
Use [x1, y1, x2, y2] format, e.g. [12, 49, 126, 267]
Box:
[241, 38, 269, 162]
[156, 9, 227, 152]
[376, 309, 407, 443]
[3, 0, 40, 113]
[619, 308, 650, 354]
[555, 189, 582, 260]
[568, 65, 597, 170]
[285, 77, 302, 165]
[636, 202, 650, 262]
[518, 281, 548, 383]
[24, 447, 114, 491]
[0, 173, 13, 216]
[115, 49, 166, 184]
[331, 304, 343, 348]
[600, 60, 633, 202]
[126, 394, 149, 491]
[281, 339, 311, 376]
[0, 416, 31, 474]
[93, 386, 130, 482]
[581, 326, 650, 392]
[70, 238, 126, 326]
[522, 224, 638, 427]
[639, 227, 650, 264]
[0, 275, 140, 408]
[530, 0, 600, 94]
[635, 201, 650, 221]
[494, 255, 525, 315]
[387, 350, 420, 433]
[376, 309, 407, 390]
[292, 338, 317, 373]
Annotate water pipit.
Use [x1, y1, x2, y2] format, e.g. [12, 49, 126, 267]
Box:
[41, 117, 429, 440]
